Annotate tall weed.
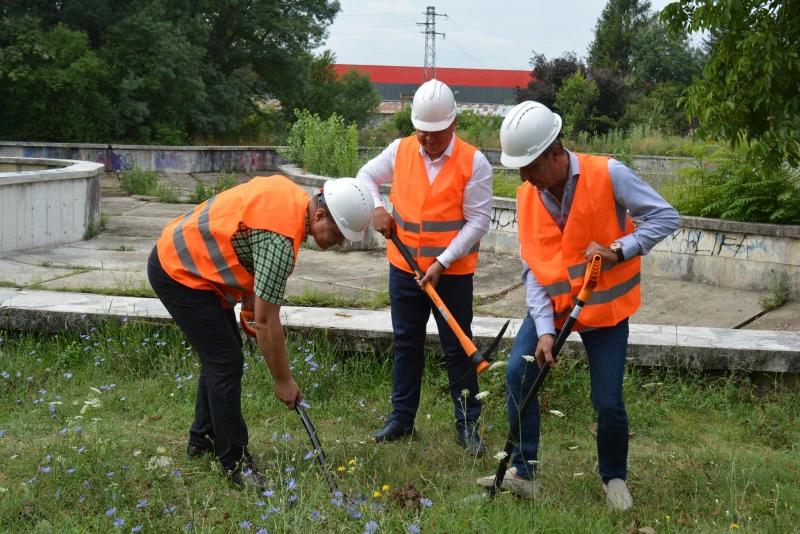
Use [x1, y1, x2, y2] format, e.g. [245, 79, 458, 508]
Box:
[281, 110, 361, 177]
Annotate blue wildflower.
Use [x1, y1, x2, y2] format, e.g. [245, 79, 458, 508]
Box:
[364, 521, 378, 534]
[284, 466, 295, 473]
[286, 478, 296, 489]
[78, 446, 86, 453]
[67, 468, 75, 474]
[106, 508, 116, 516]
[420, 498, 433, 507]
[281, 433, 290, 441]
[164, 506, 176, 514]
[409, 525, 421, 533]
[41, 467, 51, 473]
[255, 501, 265, 507]
[239, 520, 252, 529]
[304, 451, 314, 460]
[114, 518, 125, 527]
[131, 526, 142, 532]
[171, 470, 181, 477]
[298, 401, 310, 409]
[287, 494, 297, 503]
[79, 496, 85, 503]
[107, 472, 114, 477]
[262, 490, 274, 497]
[136, 499, 147, 508]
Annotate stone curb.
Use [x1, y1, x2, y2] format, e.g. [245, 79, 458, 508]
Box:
[2, 289, 799, 374]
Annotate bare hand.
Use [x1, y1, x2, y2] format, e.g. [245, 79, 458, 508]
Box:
[535, 334, 558, 368]
[417, 260, 444, 289]
[582, 241, 617, 267]
[241, 292, 255, 312]
[372, 207, 394, 238]
[274, 378, 302, 410]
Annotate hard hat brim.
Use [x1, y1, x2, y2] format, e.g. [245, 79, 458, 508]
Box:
[411, 115, 456, 132]
[323, 182, 366, 242]
[500, 150, 540, 169]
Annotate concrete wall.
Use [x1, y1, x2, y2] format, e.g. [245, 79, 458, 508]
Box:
[0, 157, 104, 253]
[280, 165, 800, 296]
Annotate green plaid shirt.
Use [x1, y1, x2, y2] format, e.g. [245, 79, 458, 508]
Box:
[231, 218, 307, 305]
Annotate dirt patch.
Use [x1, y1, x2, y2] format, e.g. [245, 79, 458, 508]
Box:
[389, 482, 422, 509]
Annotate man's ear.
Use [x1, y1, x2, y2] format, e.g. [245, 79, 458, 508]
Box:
[314, 207, 327, 222]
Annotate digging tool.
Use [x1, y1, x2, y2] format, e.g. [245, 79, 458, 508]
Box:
[389, 228, 509, 379]
[489, 254, 602, 499]
[240, 310, 257, 338]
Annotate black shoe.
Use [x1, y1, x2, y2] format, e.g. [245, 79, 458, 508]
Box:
[228, 455, 268, 492]
[187, 443, 216, 460]
[369, 420, 415, 443]
[457, 423, 486, 456]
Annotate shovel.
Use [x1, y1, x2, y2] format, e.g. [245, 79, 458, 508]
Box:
[489, 254, 602, 498]
[389, 228, 510, 384]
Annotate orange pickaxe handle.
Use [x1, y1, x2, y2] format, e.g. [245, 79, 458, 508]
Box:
[389, 229, 489, 374]
[240, 310, 257, 338]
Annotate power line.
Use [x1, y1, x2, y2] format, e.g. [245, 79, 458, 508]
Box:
[332, 24, 418, 30]
[443, 37, 488, 68]
[338, 12, 420, 17]
[328, 31, 420, 36]
[417, 6, 447, 81]
[446, 17, 509, 68]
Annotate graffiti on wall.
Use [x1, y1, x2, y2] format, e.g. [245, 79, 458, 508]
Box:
[154, 152, 188, 171]
[490, 207, 518, 231]
[663, 228, 768, 259]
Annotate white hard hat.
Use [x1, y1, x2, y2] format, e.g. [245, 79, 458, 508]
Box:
[322, 178, 375, 242]
[411, 79, 457, 132]
[500, 101, 562, 168]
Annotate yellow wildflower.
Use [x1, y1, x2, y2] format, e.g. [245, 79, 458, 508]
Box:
[382, 484, 389, 491]
[373, 491, 381, 498]
[730, 525, 739, 530]
[348, 459, 357, 465]
[666, 516, 671, 521]
[337, 466, 346, 472]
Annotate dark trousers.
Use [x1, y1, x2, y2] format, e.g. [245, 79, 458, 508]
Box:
[389, 264, 481, 430]
[505, 314, 630, 482]
[147, 247, 249, 472]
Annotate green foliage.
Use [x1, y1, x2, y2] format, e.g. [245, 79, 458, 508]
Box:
[631, 14, 705, 86]
[0, 16, 114, 142]
[281, 110, 361, 178]
[588, 0, 653, 72]
[84, 213, 107, 240]
[555, 71, 600, 137]
[119, 168, 158, 195]
[188, 171, 237, 204]
[662, 0, 800, 173]
[388, 105, 415, 137]
[492, 170, 520, 198]
[759, 270, 792, 311]
[663, 146, 800, 224]
[456, 111, 504, 149]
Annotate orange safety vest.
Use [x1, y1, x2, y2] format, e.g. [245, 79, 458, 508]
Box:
[388, 135, 480, 275]
[517, 153, 641, 329]
[157, 175, 308, 308]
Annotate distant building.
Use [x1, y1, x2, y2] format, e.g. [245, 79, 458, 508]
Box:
[334, 64, 530, 106]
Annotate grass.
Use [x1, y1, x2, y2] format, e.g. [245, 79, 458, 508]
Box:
[1, 322, 798, 533]
[492, 171, 520, 199]
[42, 284, 158, 299]
[0, 280, 19, 288]
[284, 288, 390, 310]
[99, 245, 136, 252]
[119, 168, 183, 204]
[759, 270, 793, 312]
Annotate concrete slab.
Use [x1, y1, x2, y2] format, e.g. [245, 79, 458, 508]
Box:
[122, 203, 194, 218]
[0, 259, 78, 286]
[292, 248, 389, 291]
[101, 196, 143, 216]
[67, 235, 156, 253]
[40, 269, 149, 291]
[104, 215, 172, 237]
[744, 299, 800, 332]
[4, 244, 149, 271]
[2, 290, 799, 373]
[476, 275, 766, 330]
[473, 253, 524, 299]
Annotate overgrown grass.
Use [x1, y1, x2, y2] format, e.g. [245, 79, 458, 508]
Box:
[1, 322, 798, 532]
[284, 288, 390, 310]
[759, 270, 793, 311]
[119, 168, 183, 203]
[492, 171, 520, 199]
[188, 171, 238, 204]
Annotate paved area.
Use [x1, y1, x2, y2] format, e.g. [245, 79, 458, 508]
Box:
[2, 289, 799, 374]
[0, 190, 797, 332]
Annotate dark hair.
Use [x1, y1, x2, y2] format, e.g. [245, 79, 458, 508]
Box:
[541, 136, 563, 158]
[312, 191, 333, 220]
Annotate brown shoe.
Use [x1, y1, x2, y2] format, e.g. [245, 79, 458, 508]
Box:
[229, 455, 267, 492]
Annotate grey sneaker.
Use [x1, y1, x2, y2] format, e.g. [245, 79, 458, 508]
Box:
[476, 467, 539, 499]
[603, 478, 633, 511]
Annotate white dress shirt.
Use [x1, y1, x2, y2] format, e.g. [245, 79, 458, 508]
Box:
[356, 135, 493, 268]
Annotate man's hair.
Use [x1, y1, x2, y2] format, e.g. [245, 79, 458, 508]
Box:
[541, 136, 563, 159]
[312, 191, 333, 220]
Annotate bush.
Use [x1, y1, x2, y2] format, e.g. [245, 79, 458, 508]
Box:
[492, 170, 520, 198]
[388, 105, 415, 137]
[281, 109, 361, 177]
[456, 110, 503, 149]
[188, 170, 237, 204]
[119, 168, 158, 195]
[662, 146, 800, 224]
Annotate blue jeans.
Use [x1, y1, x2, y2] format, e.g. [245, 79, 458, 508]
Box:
[506, 314, 629, 483]
[388, 265, 480, 430]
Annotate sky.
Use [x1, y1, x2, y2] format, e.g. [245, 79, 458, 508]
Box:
[317, 0, 678, 71]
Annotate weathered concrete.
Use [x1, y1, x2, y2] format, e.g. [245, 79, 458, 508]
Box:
[2, 290, 798, 374]
[0, 157, 104, 254]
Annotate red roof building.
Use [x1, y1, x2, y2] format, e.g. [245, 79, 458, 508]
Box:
[334, 64, 531, 105]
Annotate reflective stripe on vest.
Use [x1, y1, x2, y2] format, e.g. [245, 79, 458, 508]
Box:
[393, 209, 420, 233]
[197, 198, 245, 291]
[419, 242, 480, 258]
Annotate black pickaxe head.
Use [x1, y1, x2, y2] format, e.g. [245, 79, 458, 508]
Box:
[443, 319, 510, 395]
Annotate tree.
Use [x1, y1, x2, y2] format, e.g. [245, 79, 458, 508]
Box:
[662, 0, 800, 171]
[515, 51, 583, 110]
[631, 14, 705, 86]
[588, 0, 652, 72]
[0, 16, 115, 142]
[555, 71, 600, 136]
[334, 68, 381, 127]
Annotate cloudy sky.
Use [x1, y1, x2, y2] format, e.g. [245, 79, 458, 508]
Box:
[317, 0, 677, 70]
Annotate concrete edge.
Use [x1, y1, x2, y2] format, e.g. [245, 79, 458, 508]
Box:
[1, 290, 798, 374]
[0, 157, 105, 184]
[680, 216, 800, 239]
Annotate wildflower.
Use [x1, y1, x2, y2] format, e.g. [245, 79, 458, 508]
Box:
[79, 496, 85, 503]
[731, 525, 739, 530]
[521, 355, 536, 363]
[420, 498, 433, 507]
[185, 523, 193, 531]
[75, 426, 82, 432]
[131, 527, 143, 532]
[304, 451, 314, 460]
[255, 501, 265, 507]
[474, 391, 489, 400]
[171, 470, 181, 477]
[310, 511, 319, 519]
[409, 526, 421, 533]
[78, 446, 86, 453]
[286, 478, 296, 489]
[348, 459, 357, 466]
[285, 466, 295, 473]
[60, 428, 68, 435]
[164, 506, 176, 514]
[41, 466, 51, 473]
[114, 518, 125, 527]
[493, 451, 508, 461]
[287, 494, 297, 503]
[0, 430, 4, 437]
[373, 491, 381, 498]
[156, 446, 167, 454]
[256, 529, 268, 534]
[67, 468, 75, 474]
[337, 466, 346, 472]
[136, 499, 147, 508]
[281, 433, 290, 441]
[460, 388, 470, 398]
[332, 498, 342, 507]
[107, 472, 115, 477]
[106, 508, 117, 516]
[298, 400, 310, 409]
[239, 520, 252, 529]
[364, 521, 378, 533]
[262, 490, 274, 497]
[382, 484, 389, 491]
[548, 410, 565, 418]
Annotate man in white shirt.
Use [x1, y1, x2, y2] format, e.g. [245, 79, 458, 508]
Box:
[356, 79, 493, 454]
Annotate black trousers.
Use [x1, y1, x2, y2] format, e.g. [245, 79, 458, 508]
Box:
[147, 246, 249, 472]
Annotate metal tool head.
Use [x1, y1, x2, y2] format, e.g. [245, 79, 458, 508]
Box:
[444, 319, 511, 394]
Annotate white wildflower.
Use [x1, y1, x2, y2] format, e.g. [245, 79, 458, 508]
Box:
[89, 387, 102, 395]
[488, 361, 508, 371]
[549, 410, 565, 418]
[573, 472, 585, 477]
[521, 355, 536, 363]
[568, 446, 579, 450]
[80, 397, 102, 414]
[460, 389, 470, 398]
[146, 456, 173, 470]
[474, 391, 490, 400]
[493, 451, 508, 461]
[527, 460, 539, 465]
[133, 450, 142, 457]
